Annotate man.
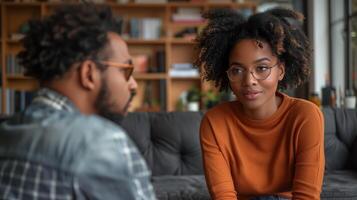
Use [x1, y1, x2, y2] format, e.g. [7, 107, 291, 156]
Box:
[0, 4, 156, 200]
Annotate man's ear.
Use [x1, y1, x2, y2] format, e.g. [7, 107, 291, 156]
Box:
[78, 60, 100, 91]
[278, 63, 285, 81]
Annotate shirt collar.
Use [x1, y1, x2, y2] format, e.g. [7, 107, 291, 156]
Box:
[31, 88, 78, 113]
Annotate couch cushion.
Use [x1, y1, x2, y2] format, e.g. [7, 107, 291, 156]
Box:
[152, 175, 210, 200]
[122, 112, 204, 176]
[321, 170, 357, 199]
[322, 108, 357, 170]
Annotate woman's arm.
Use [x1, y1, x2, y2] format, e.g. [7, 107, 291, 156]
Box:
[292, 105, 325, 200]
[200, 115, 238, 200]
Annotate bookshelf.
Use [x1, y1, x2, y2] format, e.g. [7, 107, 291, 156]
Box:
[0, 0, 256, 114]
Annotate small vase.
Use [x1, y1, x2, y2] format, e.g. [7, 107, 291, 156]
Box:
[345, 96, 356, 109]
[187, 102, 199, 111]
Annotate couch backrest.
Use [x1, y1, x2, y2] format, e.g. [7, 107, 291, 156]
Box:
[322, 107, 357, 170]
[121, 112, 204, 176]
[0, 115, 10, 124]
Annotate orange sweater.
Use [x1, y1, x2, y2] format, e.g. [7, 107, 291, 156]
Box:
[200, 93, 325, 200]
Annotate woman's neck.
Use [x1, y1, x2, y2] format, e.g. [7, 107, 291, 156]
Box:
[242, 94, 283, 120]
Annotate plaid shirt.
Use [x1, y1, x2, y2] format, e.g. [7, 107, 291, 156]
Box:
[0, 88, 156, 200]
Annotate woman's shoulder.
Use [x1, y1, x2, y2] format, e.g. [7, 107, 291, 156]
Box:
[285, 95, 322, 118]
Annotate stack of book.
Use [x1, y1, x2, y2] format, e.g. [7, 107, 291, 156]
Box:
[172, 8, 204, 23]
[169, 63, 199, 77]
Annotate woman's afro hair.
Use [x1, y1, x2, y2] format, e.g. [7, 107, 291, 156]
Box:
[195, 8, 311, 91]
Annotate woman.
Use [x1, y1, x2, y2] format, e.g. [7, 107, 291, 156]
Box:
[195, 8, 324, 200]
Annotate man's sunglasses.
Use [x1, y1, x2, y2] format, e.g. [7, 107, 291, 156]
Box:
[99, 60, 134, 81]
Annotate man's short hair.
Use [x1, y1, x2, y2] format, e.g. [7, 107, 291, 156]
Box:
[17, 4, 122, 83]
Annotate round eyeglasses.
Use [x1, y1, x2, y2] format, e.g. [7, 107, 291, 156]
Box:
[226, 62, 279, 82]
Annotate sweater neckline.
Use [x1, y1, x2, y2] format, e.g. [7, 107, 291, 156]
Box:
[232, 92, 290, 127]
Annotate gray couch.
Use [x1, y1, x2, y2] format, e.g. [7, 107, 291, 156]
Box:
[1, 108, 357, 199]
[121, 112, 209, 200]
[321, 108, 357, 199]
[121, 108, 357, 200]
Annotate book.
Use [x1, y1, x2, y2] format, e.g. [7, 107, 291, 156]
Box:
[133, 54, 149, 73]
[156, 50, 166, 73]
[5, 89, 34, 114]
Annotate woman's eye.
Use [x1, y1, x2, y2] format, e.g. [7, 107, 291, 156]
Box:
[256, 66, 269, 72]
[231, 68, 243, 75]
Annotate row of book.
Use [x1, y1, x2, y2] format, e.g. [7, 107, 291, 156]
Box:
[0, 89, 34, 114]
[6, 54, 23, 75]
[126, 18, 162, 40]
[172, 7, 204, 23]
[171, 7, 253, 24]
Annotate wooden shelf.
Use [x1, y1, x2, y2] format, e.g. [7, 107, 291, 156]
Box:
[0, 0, 257, 113]
[170, 76, 201, 80]
[2, 2, 42, 6]
[168, 2, 206, 8]
[125, 38, 166, 45]
[1, 1, 256, 8]
[108, 2, 166, 8]
[169, 21, 206, 28]
[168, 2, 256, 8]
[6, 75, 38, 91]
[6, 39, 22, 44]
[133, 73, 167, 80]
[170, 38, 196, 45]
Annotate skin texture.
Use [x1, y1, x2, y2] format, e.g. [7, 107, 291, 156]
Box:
[228, 39, 285, 120]
[46, 32, 137, 117]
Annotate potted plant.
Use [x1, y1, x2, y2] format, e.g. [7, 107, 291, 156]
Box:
[186, 86, 201, 111]
[202, 89, 220, 110]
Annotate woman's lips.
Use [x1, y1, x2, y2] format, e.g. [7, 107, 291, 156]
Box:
[242, 91, 262, 100]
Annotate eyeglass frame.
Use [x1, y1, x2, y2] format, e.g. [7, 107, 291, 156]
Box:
[98, 60, 134, 81]
[226, 62, 280, 82]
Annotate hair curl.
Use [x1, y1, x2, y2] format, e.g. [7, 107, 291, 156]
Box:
[17, 4, 122, 83]
[195, 8, 311, 91]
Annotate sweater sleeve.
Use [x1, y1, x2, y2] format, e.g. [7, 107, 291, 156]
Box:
[200, 115, 238, 200]
[292, 105, 325, 200]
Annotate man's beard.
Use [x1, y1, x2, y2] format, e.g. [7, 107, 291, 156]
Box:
[95, 79, 136, 125]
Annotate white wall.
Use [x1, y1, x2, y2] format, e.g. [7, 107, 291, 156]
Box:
[330, 0, 346, 106]
[308, 0, 330, 98]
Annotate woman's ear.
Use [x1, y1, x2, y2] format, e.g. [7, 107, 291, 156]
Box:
[278, 63, 285, 81]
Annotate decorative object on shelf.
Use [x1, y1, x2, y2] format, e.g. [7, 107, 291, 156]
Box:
[132, 54, 149, 73]
[174, 27, 198, 40]
[344, 89, 356, 109]
[186, 86, 200, 111]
